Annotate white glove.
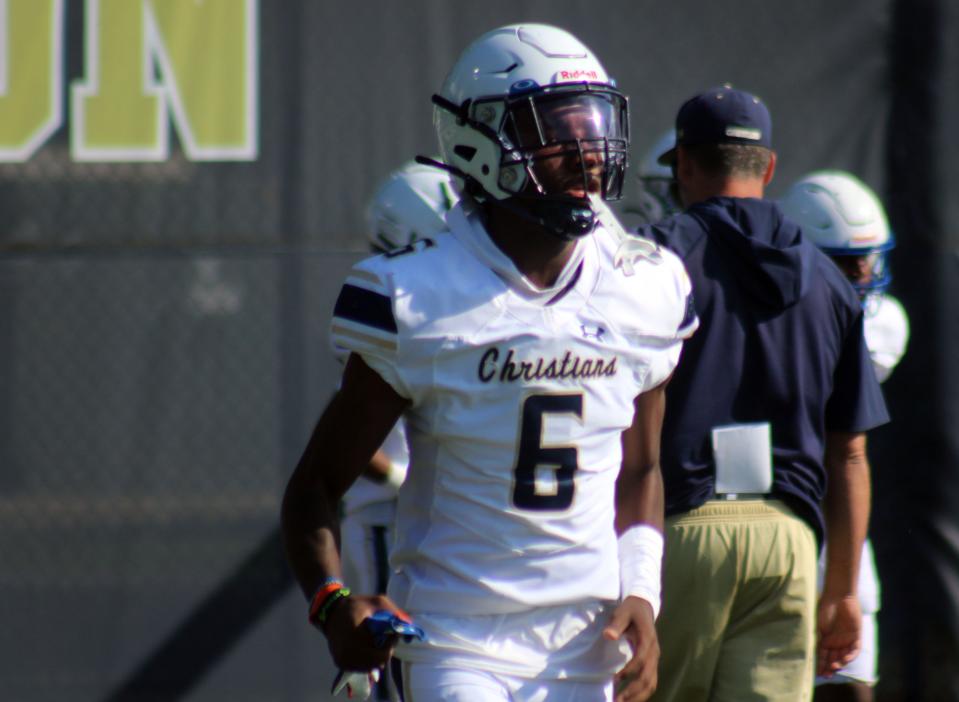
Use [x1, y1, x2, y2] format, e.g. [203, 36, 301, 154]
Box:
[331, 668, 380, 700]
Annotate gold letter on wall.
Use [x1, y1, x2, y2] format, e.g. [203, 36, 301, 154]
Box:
[0, 0, 63, 162]
[72, 0, 258, 161]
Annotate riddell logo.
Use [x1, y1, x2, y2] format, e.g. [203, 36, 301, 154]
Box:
[559, 69, 599, 81]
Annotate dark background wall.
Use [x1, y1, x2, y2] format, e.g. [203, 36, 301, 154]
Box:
[0, 2, 955, 701]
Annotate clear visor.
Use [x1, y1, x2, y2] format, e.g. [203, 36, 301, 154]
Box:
[503, 91, 627, 147]
[494, 88, 629, 200]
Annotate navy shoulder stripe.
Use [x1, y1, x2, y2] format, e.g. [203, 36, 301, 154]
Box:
[333, 284, 397, 333]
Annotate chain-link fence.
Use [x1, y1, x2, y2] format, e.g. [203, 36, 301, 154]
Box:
[0, 249, 359, 701]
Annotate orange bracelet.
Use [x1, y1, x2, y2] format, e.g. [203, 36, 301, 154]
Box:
[308, 579, 346, 622]
[313, 587, 352, 627]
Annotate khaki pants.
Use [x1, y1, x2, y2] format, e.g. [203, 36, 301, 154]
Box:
[651, 500, 817, 702]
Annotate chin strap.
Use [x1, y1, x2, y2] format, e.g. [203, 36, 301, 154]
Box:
[491, 195, 596, 241]
[415, 154, 596, 241]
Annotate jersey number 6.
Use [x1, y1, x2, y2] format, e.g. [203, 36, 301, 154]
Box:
[511, 394, 582, 511]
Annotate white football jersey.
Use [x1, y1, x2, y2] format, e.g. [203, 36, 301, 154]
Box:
[331, 202, 697, 616]
[863, 293, 909, 383]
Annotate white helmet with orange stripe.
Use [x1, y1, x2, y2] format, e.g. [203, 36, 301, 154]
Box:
[779, 170, 894, 296]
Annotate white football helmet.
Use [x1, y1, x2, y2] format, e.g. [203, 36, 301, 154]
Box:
[432, 24, 629, 239]
[365, 161, 458, 253]
[779, 170, 894, 296]
[630, 129, 679, 225]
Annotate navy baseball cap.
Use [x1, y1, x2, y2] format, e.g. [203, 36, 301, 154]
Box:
[657, 85, 772, 165]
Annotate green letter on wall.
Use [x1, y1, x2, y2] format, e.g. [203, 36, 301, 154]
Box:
[0, 0, 63, 162]
[72, 0, 258, 161]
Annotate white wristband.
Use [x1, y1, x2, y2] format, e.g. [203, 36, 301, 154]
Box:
[383, 461, 407, 491]
[618, 524, 664, 619]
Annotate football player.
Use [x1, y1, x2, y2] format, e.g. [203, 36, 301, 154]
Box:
[780, 171, 909, 702]
[282, 24, 697, 702]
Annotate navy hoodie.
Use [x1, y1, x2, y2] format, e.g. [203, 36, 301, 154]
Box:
[642, 197, 888, 544]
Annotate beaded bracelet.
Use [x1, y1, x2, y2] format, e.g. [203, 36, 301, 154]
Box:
[314, 587, 352, 627]
[308, 578, 352, 627]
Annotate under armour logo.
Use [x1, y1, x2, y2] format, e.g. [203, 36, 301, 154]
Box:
[580, 324, 606, 341]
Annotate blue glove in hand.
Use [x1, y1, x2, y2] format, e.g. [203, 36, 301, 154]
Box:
[330, 610, 426, 699]
[364, 609, 426, 648]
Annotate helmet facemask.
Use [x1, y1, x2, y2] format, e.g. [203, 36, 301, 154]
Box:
[436, 83, 629, 240]
[824, 236, 895, 300]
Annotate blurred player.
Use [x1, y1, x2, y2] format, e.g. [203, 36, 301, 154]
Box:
[781, 171, 909, 702]
[364, 161, 458, 255]
[282, 23, 698, 702]
[336, 161, 457, 700]
[625, 130, 680, 226]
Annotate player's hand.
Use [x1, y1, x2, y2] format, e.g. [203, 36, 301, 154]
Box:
[322, 593, 404, 672]
[604, 596, 659, 702]
[816, 593, 862, 677]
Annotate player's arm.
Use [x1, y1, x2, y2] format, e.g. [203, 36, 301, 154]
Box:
[614, 382, 667, 534]
[281, 352, 410, 671]
[605, 380, 667, 702]
[817, 430, 871, 677]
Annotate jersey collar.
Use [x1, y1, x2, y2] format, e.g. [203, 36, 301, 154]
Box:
[447, 201, 588, 305]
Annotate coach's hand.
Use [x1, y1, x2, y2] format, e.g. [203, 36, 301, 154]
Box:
[605, 596, 659, 702]
[322, 594, 401, 671]
[816, 593, 862, 677]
